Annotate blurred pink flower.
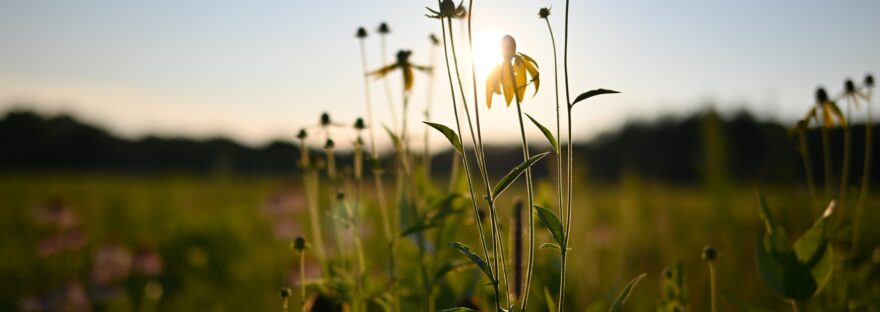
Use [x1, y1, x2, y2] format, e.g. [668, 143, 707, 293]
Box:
[134, 246, 163, 276]
[91, 243, 132, 285]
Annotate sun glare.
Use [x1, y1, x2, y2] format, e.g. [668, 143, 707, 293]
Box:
[470, 31, 504, 81]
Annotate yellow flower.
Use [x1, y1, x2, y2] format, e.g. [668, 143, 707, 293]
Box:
[812, 87, 846, 128]
[485, 35, 540, 108]
[369, 50, 432, 91]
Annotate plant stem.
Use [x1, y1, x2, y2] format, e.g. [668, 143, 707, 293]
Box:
[853, 92, 872, 255]
[797, 127, 820, 215]
[424, 40, 439, 179]
[299, 251, 306, 312]
[299, 139, 326, 267]
[507, 62, 536, 311]
[708, 261, 717, 312]
[437, 13, 499, 312]
[561, 0, 576, 311]
[380, 34, 399, 131]
[821, 125, 834, 201]
[791, 300, 802, 312]
[840, 101, 852, 211]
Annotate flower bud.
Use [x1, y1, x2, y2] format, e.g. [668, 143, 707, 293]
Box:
[354, 118, 366, 130]
[396, 50, 412, 65]
[356, 27, 368, 39]
[292, 236, 307, 252]
[440, 0, 456, 16]
[702, 245, 717, 261]
[296, 129, 307, 140]
[324, 139, 334, 149]
[336, 192, 345, 200]
[501, 35, 516, 61]
[538, 7, 551, 19]
[866, 74, 875, 87]
[378, 22, 390, 35]
[429, 34, 440, 46]
[663, 267, 673, 279]
[815, 87, 829, 103]
[279, 287, 292, 298]
[320, 113, 331, 127]
[844, 79, 856, 94]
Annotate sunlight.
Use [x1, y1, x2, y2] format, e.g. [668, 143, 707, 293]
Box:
[470, 31, 504, 82]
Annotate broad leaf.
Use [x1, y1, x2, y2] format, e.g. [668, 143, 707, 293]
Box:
[424, 122, 463, 155]
[609, 273, 646, 312]
[491, 151, 550, 199]
[536, 206, 564, 246]
[449, 242, 493, 282]
[570, 89, 620, 108]
[525, 113, 559, 153]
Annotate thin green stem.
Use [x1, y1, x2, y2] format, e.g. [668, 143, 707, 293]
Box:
[358, 39, 378, 158]
[438, 14, 499, 312]
[543, 16, 567, 312]
[299, 139, 326, 267]
[821, 125, 834, 201]
[791, 300, 802, 312]
[797, 127, 820, 215]
[853, 92, 872, 255]
[561, 0, 576, 310]
[424, 42, 438, 178]
[380, 35, 399, 131]
[840, 100, 852, 210]
[507, 62, 536, 311]
[299, 252, 306, 312]
[708, 261, 717, 312]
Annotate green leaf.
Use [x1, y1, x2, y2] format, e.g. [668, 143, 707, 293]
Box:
[448, 242, 493, 282]
[536, 206, 564, 247]
[439, 308, 477, 312]
[491, 151, 550, 199]
[544, 287, 558, 312]
[609, 273, 647, 312]
[570, 89, 620, 108]
[383, 124, 402, 152]
[525, 113, 558, 153]
[791, 202, 834, 296]
[424, 121, 463, 155]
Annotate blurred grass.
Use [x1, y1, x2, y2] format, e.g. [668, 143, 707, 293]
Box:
[0, 172, 876, 311]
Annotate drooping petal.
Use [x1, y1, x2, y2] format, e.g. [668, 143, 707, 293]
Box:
[404, 65, 414, 91]
[486, 66, 501, 108]
[821, 104, 834, 128]
[369, 64, 399, 78]
[501, 63, 515, 106]
[514, 58, 527, 103]
[521, 54, 540, 96]
[828, 102, 846, 127]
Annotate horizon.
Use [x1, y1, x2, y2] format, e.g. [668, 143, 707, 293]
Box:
[1, 0, 878, 149]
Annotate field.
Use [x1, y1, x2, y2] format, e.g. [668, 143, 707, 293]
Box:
[2, 172, 876, 311]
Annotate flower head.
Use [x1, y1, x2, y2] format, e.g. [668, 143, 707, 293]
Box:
[486, 35, 540, 108]
[354, 118, 366, 130]
[296, 129, 307, 140]
[866, 74, 875, 88]
[702, 245, 718, 261]
[355, 27, 368, 39]
[279, 288, 291, 298]
[813, 87, 846, 128]
[369, 50, 432, 91]
[292, 236, 308, 252]
[377, 22, 390, 35]
[426, 0, 467, 19]
[538, 7, 551, 19]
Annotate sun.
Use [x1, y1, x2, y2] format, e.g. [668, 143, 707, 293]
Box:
[470, 31, 504, 82]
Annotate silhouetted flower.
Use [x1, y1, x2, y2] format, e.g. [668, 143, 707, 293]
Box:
[369, 50, 432, 91]
[486, 35, 540, 107]
[538, 7, 551, 19]
[426, 0, 466, 19]
[355, 27, 367, 39]
[377, 22, 390, 35]
[702, 245, 718, 261]
[811, 87, 846, 128]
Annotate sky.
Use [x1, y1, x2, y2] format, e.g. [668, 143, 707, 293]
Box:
[0, 0, 878, 150]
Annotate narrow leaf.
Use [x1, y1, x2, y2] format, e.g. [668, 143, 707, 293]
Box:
[536, 206, 564, 246]
[424, 121, 463, 155]
[491, 151, 550, 199]
[570, 89, 620, 108]
[609, 273, 647, 312]
[525, 113, 559, 153]
[383, 124, 402, 151]
[544, 287, 558, 312]
[449, 242, 493, 282]
[440, 308, 477, 312]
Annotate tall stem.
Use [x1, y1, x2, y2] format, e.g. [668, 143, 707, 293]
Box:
[840, 100, 852, 210]
[299, 252, 306, 312]
[561, 0, 576, 310]
[438, 14, 499, 312]
[708, 261, 717, 312]
[507, 62, 536, 311]
[543, 16, 567, 312]
[424, 42, 438, 178]
[380, 35, 399, 130]
[448, 15, 511, 308]
[821, 125, 834, 201]
[797, 127, 819, 215]
[853, 92, 873, 255]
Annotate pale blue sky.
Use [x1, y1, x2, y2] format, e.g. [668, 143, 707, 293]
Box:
[0, 0, 877, 148]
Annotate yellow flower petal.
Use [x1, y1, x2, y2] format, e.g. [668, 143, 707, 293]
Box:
[522, 55, 540, 96]
[514, 58, 527, 103]
[369, 64, 398, 78]
[486, 66, 501, 108]
[501, 63, 515, 106]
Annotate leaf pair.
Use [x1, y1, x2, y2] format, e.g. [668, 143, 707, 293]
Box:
[754, 196, 834, 301]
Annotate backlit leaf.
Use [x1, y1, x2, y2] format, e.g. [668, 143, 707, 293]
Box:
[491, 151, 550, 200]
[424, 122, 463, 155]
[570, 89, 620, 108]
[525, 113, 558, 153]
[449, 242, 493, 282]
[536, 206, 564, 246]
[609, 273, 647, 312]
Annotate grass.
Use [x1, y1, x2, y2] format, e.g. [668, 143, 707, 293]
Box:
[2, 172, 877, 311]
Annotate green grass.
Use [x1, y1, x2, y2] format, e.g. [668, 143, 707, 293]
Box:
[2, 172, 876, 311]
